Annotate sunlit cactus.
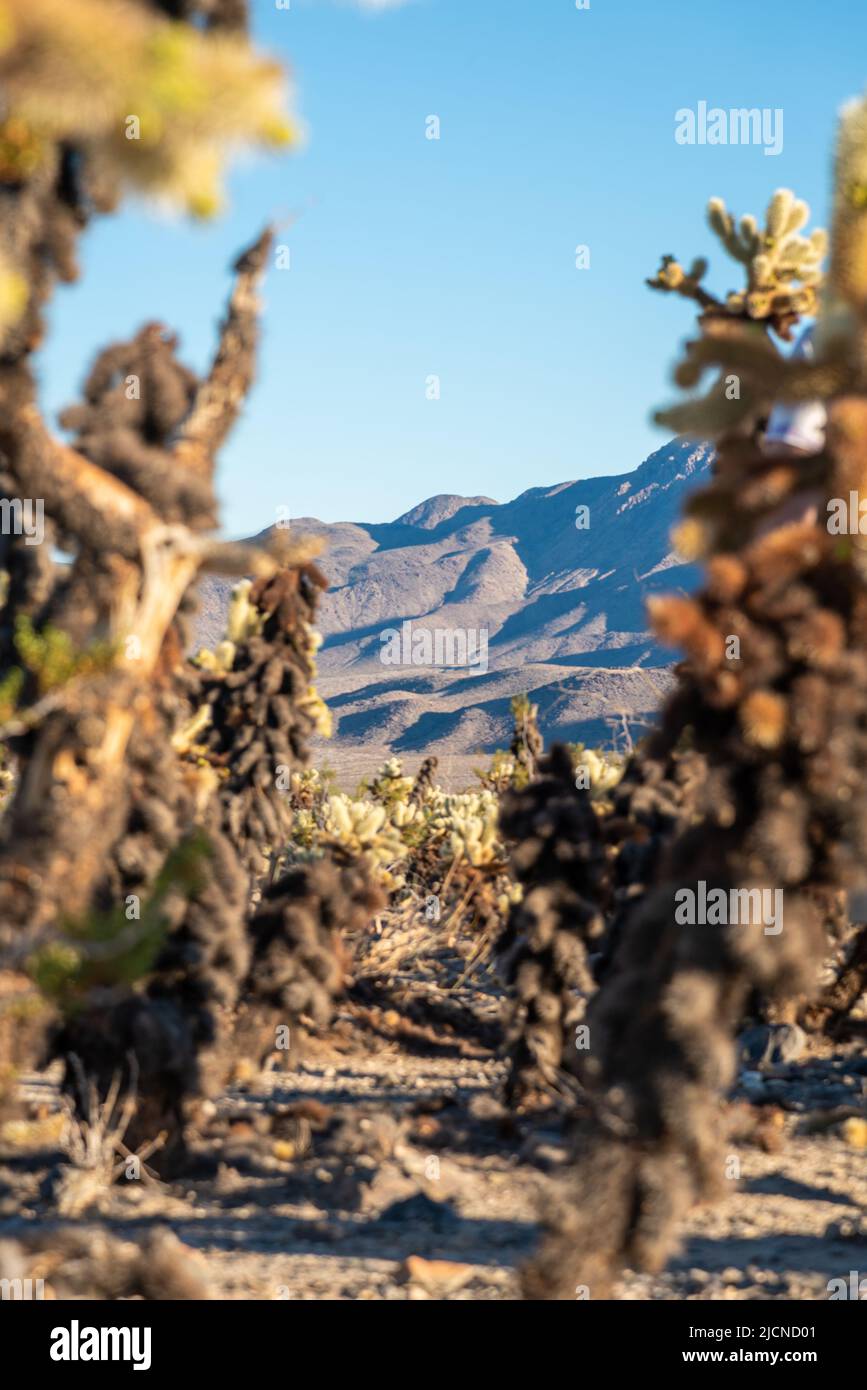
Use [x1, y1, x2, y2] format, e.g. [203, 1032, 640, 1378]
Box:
[648, 187, 827, 340]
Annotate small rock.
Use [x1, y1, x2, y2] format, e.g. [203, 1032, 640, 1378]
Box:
[467, 1094, 506, 1121]
[402, 1255, 476, 1296]
[826, 1214, 867, 1240]
[411, 1115, 442, 1142]
[840, 1117, 867, 1149]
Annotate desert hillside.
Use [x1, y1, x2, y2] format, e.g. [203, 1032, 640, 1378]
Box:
[197, 438, 712, 769]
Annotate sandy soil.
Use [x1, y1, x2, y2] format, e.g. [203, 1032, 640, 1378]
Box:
[311, 742, 498, 795]
[2, 1016, 866, 1302]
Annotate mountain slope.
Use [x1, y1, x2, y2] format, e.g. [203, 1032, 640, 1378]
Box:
[196, 438, 712, 759]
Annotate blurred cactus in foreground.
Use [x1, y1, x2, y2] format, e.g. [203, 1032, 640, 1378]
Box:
[0, 0, 381, 1172]
[523, 91, 867, 1299]
[0, 0, 294, 223]
[648, 188, 828, 438]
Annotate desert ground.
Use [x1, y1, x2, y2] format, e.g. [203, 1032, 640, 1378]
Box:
[3, 916, 865, 1302]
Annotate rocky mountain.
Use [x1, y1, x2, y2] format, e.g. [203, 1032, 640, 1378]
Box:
[196, 438, 713, 773]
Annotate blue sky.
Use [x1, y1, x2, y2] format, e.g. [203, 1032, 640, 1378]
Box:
[36, 0, 867, 536]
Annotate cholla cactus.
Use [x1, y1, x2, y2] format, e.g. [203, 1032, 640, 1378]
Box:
[477, 750, 519, 795]
[188, 563, 331, 882]
[509, 694, 543, 786]
[828, 94, 867, 322]
[428, 790, 501, 865]
[709, 189, 826, 324]
[441, 797, 501, 867]
[0, 0, 296, 376]
[194, 577, 262, 674]
[295, 621, 332, 739]
[288, 807, 317, 850]
[235, 847, 383, 1064]
[0, 1, 382, 1171]
[568, 744, 624, 802]
[2, 232, 274, 1167]
[495, 738, 685, 1108]
[287, 768, 326, 812]
[646, 177, 866, 441]
[390, 800, 423, 832]
[648, 187, 827, 339]
[0, 750, 12, 807]
[526, 105, 867, 1300]
[447, 814, 496, 867]
[408, 755, 439, 806]
[369, 756, 414, 808]
[323, 794, 408, 889]
[0, 0, 295, 224]
[282, 757, 520, 940]
[476, 695, 544, 794]
[496, 746, 610, 1107]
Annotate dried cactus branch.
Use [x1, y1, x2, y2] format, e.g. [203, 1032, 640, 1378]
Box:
[174, 227, 274, 475]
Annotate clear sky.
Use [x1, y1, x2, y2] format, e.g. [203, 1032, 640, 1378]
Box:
[35, 0, 867, 537]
